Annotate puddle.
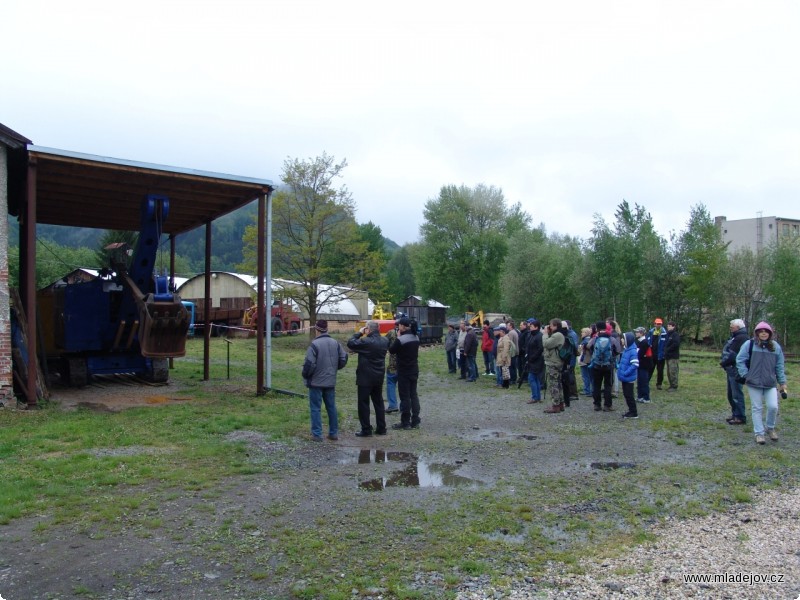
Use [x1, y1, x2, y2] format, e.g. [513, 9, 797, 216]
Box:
[590, 462, 637, 470]
[468, 429, 538, 441]
[340, 449, 479, 490]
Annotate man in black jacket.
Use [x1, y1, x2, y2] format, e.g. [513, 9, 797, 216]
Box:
[347, 321, 389, 437]
[720, 319, 749, 425]
[389, 317, 421, 430]
[525, 319, 544, 403]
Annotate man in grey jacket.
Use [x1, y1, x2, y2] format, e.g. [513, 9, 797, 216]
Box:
[302, 320, 348, 441]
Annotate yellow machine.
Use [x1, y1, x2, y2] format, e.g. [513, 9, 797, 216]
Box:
[372, 301, 394, 320]
[464, 310, 485, 328]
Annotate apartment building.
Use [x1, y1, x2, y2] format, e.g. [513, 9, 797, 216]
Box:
[715, 215, 800, 254]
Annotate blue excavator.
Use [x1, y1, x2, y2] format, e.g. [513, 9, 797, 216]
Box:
[41, 195, 190, 386]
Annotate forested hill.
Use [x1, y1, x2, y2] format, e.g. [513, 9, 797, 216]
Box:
[7, 204, 400, 272]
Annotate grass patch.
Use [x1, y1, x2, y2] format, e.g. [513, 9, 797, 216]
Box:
[2, 338, 798, 599]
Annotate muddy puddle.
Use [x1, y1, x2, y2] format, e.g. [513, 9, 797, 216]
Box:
[339, 448, 480, 491]
[466, 428, 538, 441]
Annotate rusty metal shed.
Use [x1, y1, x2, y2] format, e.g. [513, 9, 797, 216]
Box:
[8, 145, 276, 405]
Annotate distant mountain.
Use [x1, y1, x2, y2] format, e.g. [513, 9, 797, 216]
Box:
[7, 207, 401, 272]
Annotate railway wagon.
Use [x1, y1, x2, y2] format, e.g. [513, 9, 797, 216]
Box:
[395, 295, 447, 344]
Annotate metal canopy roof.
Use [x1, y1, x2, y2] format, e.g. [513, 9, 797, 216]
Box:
[22, 145, 275, 235]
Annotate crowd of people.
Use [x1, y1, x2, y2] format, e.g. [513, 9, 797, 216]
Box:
[299, 313, 789, 446]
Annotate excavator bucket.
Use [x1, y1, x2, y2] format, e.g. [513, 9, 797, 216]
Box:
[138, 294, 190, 358]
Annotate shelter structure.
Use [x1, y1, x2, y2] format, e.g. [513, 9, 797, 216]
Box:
[0, 123, 32, 404]
[5, 137, 275, 405]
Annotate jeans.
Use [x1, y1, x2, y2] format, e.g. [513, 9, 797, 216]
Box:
[726, 371, 746, 421]
[467, 355, 478, 381]
[637, 368, 650, 401]
[397, 373, 421, 426]
[458, 352, 467, 378]
[308, 386, 338, 438]
[446, 349, 457, 373]
[386, 372, 398, 410]
[509, 359, 518, 383]
[495, 359, 503, 386]
[747, 385, 779, 436]
[528, 371, 542, 400]
[654, 359, 666, 388]
[580, 364, 593, 395]
[483, 351, 495, 374]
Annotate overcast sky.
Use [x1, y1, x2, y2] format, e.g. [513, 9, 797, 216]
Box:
[3, 0, 798, 246]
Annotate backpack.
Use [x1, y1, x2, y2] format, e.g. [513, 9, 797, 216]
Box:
[591, 336, 613, 371]
[558, 336, 575, 363]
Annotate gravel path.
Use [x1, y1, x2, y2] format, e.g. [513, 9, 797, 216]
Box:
[458, 486, 800, 599]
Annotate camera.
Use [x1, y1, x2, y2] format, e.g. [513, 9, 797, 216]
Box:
[781, 390, 788, 400]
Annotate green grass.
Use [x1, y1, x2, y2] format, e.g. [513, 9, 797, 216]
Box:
[1, 336, 799, 599]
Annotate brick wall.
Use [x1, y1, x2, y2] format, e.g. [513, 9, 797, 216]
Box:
[0, 143, 13, 402]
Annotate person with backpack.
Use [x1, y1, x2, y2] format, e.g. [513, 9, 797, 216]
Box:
[736, 321, 788, 445]
[557, 321, 577, 407]
[720, 319, 749, 424]
[543, 318, 567, 413]
[618, 332, 641, 418]
[635, 327, 653, 403]
[588, 320, 616, 411]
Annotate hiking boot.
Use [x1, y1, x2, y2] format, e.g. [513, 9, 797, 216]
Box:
[544, 404, 564, 413]
[602, 406, 615, 412]
[593, 405, 602, 411]
[327, 434, 339, 441]
[755, 434, 766, 445]
[392, 423, 411, 431]
[622, 412, 639, 419]
[768, 429, 778, 441]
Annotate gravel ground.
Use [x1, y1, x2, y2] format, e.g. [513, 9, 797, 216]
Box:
[2, 349, 798, 599]
[457, 487, 800, 599]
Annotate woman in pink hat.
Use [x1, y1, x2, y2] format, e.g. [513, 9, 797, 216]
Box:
[735, 322, 788, 445]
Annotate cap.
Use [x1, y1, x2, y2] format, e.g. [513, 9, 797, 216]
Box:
[396, 316, 411, 327]
[654, 318, 663, 325]
[315, 319, 328, 333]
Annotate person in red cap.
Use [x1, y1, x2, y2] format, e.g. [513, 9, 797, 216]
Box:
[647, 318, 668, 390]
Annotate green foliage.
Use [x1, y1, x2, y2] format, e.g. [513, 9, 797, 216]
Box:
[677, 204, 729, 340]
[503, 227, 584, 320]
[764, 236, 800, 346]
[239, 153, 378, 331]
[415, 184, 529, 310]
[385, 245, 417, 304]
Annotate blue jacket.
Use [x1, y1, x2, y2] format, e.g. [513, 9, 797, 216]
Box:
[617, 334, 639, 383]
[647, 326, 668, 360]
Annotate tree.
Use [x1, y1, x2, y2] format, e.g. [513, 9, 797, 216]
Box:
[677, 204, 729, 341]
[415, 184, 530, 311]
[95, 230, 138, 270]
[240, 153, 376, 335]
[764, 237, 800, 348]
[385, 245, 416, 305]
[502, 227, 585, 322]
[586, 201, 667, 330]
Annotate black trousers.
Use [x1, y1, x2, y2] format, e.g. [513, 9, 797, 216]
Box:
[397, 373, 421, 426]
[592, 367, 613, 408]
[357, 382, 386, 433]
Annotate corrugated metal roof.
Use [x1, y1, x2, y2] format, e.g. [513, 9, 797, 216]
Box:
[14, 145, 275, 235]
